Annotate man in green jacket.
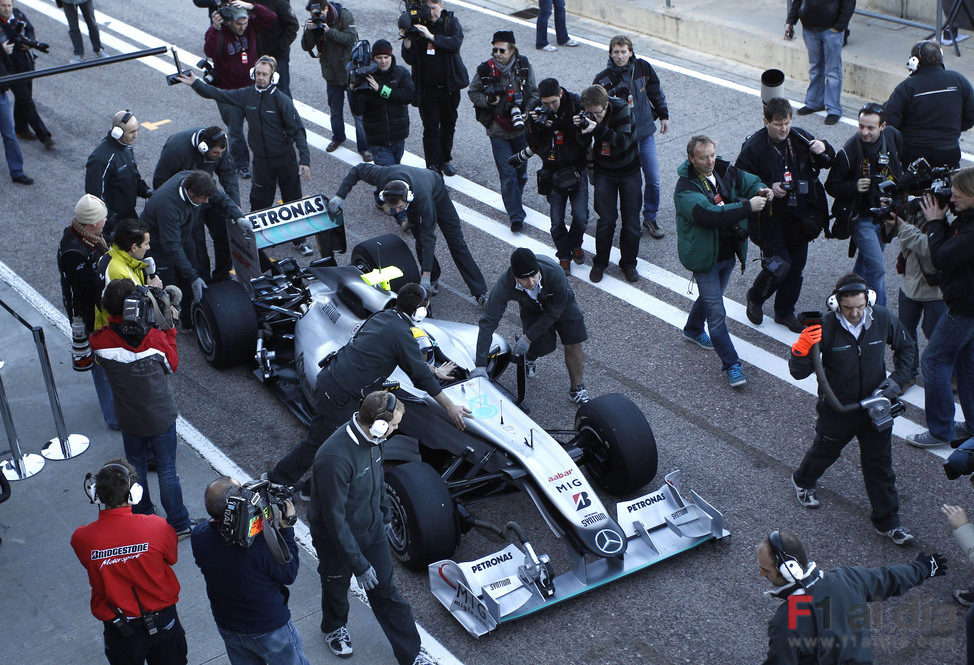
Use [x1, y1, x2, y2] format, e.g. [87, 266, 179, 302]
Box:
[675, 134, 771, 388]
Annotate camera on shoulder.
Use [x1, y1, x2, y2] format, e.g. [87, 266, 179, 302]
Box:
[120, 285, 179, 337]
[219, 479, 295, 549]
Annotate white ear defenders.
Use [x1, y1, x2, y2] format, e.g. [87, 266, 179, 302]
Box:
[826, 281, 877, 312]
[84, 462, 144, 506]
[193, 128, 226, 155]
[379, 180, 414, 203]
[368, 392, 398, 439]
[110, 110, 134, 140]
[250, 56, 280, 85]
[769, 530, 805, 584]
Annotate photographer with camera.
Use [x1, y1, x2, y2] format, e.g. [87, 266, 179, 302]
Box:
[90, 279, 196, 539]
[907, 171, 974, 448]
[735, 98, 834, 332]
[192, 476, 309, 665]
[308, 391, 436, 665]
[517, 77, 589, 273]
[71, 458, 188, 665]
[825, 103, 904, 308]
[0, 40, 29, 184]
[300, 1, 366, 158]
[675, 135, 772, 388]
[153, 126, 238, 282]
[885, 41, 974, 169]
[593, 35, 669, 239]
[468, 30, 537, 233]
[788, 273, 917, 544]
[401, 0, 469, 176]
[140, 169, 245, 327]
[203, 0, 276, 180]
[0, 0, 52, 149]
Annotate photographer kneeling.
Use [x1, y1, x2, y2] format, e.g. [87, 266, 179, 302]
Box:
[191, 476, 309, 665]
[90, 278, 196, 538]
[909, 170, 974, 447]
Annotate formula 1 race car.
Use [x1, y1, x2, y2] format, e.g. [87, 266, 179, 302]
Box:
[195, 196, 730, 636]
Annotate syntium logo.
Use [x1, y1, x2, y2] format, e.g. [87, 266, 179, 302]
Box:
[573, 492, 592, 511]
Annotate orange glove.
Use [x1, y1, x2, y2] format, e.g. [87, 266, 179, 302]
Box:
[791, 324, 822, 356]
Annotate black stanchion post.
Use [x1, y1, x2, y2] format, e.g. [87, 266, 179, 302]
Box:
[0, 360, 45, 481]
[35, 327, 90, 461]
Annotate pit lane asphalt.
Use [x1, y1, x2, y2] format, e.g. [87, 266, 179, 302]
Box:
[3, 1, 969, 663]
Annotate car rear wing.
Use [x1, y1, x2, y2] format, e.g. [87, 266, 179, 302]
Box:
[229, 194, 347, 290]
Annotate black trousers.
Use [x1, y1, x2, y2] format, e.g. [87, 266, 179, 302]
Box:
[749, 219, 809, 318]
[102, 605, 187, 665]
[268, 371, 357, 485]
[10, 79, 50, 141]
[417, 87, 459, 169]
[310, 531, 421, 665]
[250, 152, 302, 212]
[201, 206, 232, 281]
[793, 404, 901, 531]
[407, 192, 487, 297]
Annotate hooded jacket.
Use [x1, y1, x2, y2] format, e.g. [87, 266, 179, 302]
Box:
[926, 208, 974, 316]
[204, 2, 276, 90]
[349, 58, 414, 146]
[674, 158, 765, 273]
[300, 2, 356, 86]
[152, 126, 240, 204]
[592, 56, 668, 140]
[885, 65, 974, 156]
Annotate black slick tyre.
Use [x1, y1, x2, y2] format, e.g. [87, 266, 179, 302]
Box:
[193, 280, 258, 368]
[575, 393, 658, 495]
[384, 462, 458, 570]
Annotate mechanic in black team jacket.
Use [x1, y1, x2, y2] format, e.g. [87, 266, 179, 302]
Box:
[85, 110, 153, 236]
[788, 273, 918, 545]
[474, 248, 589, 404]
[329, 163, 487, 300]
[177, 58, 311, 211]
[757, 530, 946, 665]
[266, 284, 472, 488]
[308, 392, 436, 665]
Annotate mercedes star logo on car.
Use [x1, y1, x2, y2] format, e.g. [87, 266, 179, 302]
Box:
[595, 528, 624, 554]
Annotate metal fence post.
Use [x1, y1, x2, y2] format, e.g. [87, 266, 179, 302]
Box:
[0, 360, 45, 481]
[33, 327, 90, 461]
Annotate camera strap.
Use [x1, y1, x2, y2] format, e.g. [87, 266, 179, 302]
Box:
[144, 287, 175, 331]
[262, 503, 293, 565]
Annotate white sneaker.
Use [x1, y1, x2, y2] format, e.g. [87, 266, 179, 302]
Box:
[324, 626, 353, 658]
[524, 359, 537, 378]
[791, 475, 820, 509]
[68, 55, 84, 64]
[569, 384, 590, 404]
[540, 44, 557, 52]
[561, 39, 580, 47]
[413, 647, 438, 665]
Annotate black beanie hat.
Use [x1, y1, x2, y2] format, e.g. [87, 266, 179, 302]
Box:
[372, 39, 394, 57]
[510, 247, 539, 278]
[492, 30, 516, 45]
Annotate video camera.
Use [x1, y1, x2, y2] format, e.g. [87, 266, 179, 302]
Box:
[219, 479, 295, 550]
[346, 40, 377, 91]
[215, 1, 237, 22]
[120, 285, 180, 338]
[8, 18, 49, 54]
[398, 0, 432, 37]
[868, 158, 954, 220]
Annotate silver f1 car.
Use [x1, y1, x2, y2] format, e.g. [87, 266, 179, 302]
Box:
[195, 196, 730, 637]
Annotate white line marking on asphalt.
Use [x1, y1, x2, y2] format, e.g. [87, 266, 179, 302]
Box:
[16, 1, 955, 454]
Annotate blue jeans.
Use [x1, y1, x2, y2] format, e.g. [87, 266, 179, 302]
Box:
[548, 169, 589, 260]
[536, 0, 569, 48]
[371, 141, 407, 225]
[123, 423, 191, 531]
[685, 257, 739, 371]
[217, 620, 310, 665]
[638, 133, 660, 222]
[218, 100, 249, 172]
[489, 135, 528, 226]
[325, 83, 366, 153]
[921, 310, 974, 440]
[0, 91, 24, 179]
[802, 28, 844, 115]
[593, 169, 642, 269]
[897, 289, 945, 344]
[90, 361, 117, 430]
[852, 216, 887, 307]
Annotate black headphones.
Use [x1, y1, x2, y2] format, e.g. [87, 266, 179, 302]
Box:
[111, 110, 134, 140]
[768, 531, 805, 584]
[368, 392, 398, 439]
[193, 128, 226, 155]
[84, 462, 144, 506]
[827, 281, 877, 313]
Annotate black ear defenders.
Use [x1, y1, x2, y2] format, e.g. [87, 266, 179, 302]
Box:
[84, 462, 144, 506]
[250, 56, 280, 85]
[368, 392, 398, 439]
[194, 128, 226, 155]
[111, 110, 134, 140]
[379, 180, 414, 203]
[827, 282, 877, 312]
[769, 530, 805, 584]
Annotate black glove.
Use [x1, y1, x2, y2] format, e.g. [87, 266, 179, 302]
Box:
[915, 552, 947, 578]
[878, 377, 900, 401]
[508, 148, 532, 166]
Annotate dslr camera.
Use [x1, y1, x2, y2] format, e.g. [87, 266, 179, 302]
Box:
[8, 18, 49, 54]
[307, 1, 328, 29]
[219, 479, 295, 549]
[120, 285, 180, 338]
[575, 110, 597, 131]
[531, 105, 557, 127]
[868, 158, 954, 220]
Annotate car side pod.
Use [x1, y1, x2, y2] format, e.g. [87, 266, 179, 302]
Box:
[428, 470, 729, 637]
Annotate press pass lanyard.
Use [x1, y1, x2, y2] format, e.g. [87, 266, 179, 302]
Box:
[773, 137, 795, 187]
[699, 174, 724, 205]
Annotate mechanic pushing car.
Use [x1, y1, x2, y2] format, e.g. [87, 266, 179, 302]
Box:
[327, 163, 488, 303]
[473, 247, 590, 403]
[265, 283, 472, 493]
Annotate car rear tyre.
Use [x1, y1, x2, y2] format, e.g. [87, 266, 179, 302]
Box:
[351, 234, 420, 293]
[193, 280, 258, 368]
[385, 462, 458, 570]
[575, 393, 658, 495]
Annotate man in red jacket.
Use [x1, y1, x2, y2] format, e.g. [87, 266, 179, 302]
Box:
[204, 0, 276, 179]
[71, 458, 187, 665]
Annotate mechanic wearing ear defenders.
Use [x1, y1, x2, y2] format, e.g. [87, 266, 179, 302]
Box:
[266, 282, 472, 489]
[85, 110, 153, 237]
[308, 391, 436, 665]
[757, 529, 945, 664]
[788, 273, 918, 545]
[71, 458, 188, 665]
